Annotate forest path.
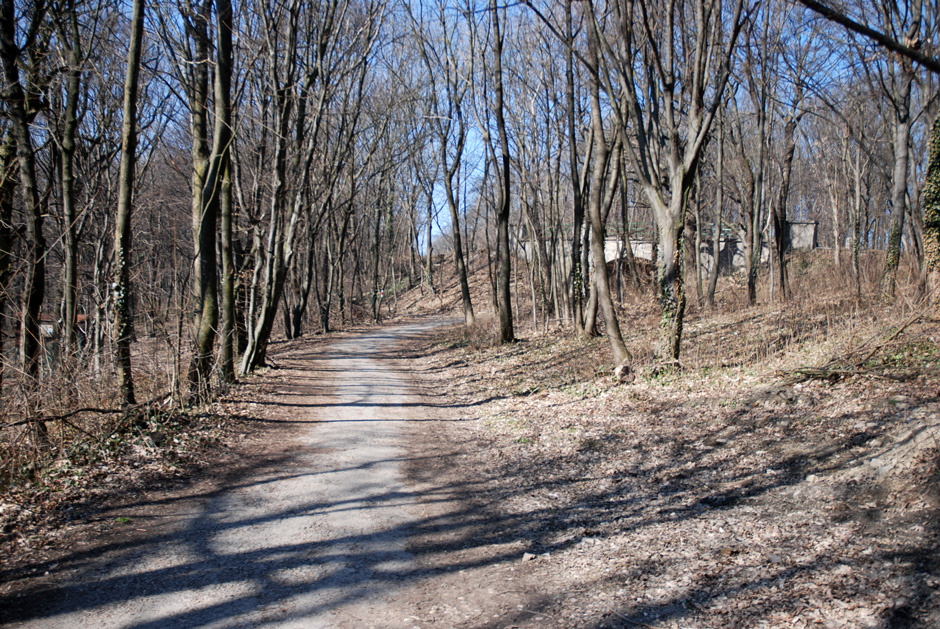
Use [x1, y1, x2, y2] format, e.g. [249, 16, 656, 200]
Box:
[2, 319, 552, 628]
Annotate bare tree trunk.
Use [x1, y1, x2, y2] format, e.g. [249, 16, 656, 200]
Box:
[581, 216, 594, 335]
[882, 64, 914, 298]
[490, 0, 513, 342]
[190, 0, 234, 397]
[772, 108, 801, 303]
[173, 1, 213, 318]
[585, 26, 628, 365]
[444, 174, 475, 326]
[694, 183, 704, 302]
[705, 121, 722, 309]
[220, 158, 236, 383]
[371, 188, 384, 322]
[0, 0, 46, 383]
[564, 0, 586, 334]
[0, 132, 15, 392]
[852, 142, 865, 300]
[424, 192, 434, 294]
[59, 1, 82, 362]
[112, 0, 146, 406]
[924, 115, 940, 297]
[881, 3, 921, 298]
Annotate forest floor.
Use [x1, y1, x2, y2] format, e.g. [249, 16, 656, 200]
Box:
[405, 313, 940, 628]
[1, 260, 939, 628]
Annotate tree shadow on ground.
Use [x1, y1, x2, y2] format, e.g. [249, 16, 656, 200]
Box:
[2, 321, 937, 627]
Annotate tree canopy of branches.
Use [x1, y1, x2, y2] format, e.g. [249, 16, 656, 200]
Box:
[0, 0, 937, 417]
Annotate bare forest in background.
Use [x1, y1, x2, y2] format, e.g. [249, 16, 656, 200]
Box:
[1, 0, 938, 486]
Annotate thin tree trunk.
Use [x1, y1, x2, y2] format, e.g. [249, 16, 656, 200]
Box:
[565, 0, 587, 334]
[59, 2, 82, 362]
[706, 117, 723, 308]
[881, 6, 920, 298]
[882, 69, 913, 298]
[425, 193, 434, 294]
[220, 157, 236, 383]
[186, 1, 212, 317]
[585, 26, 628, 365]
[694, 183, 704, 302]
[0, 132, 15, 392]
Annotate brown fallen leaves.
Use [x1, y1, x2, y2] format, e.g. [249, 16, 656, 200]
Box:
[410, 312, 939, 628]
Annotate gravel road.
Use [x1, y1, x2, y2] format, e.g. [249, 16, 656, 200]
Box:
[3, 319, 522, 628]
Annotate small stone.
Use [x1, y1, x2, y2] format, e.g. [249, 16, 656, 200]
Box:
[614, 363, 634, 383]
[522, 552, 536, 562]
[834, 564, 852, 576]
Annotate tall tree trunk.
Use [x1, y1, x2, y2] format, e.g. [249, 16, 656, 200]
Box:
[113, 0, 146, 406]
[772, 109, 801, 302]
[220, 158, 236, 383]
[239, 7, 298, 374]
[0, 0, 46, 383]
[190, 0, 234, 397]
[580, 214, 594, 335]
[59, 1, 82, 362]
[371, 188, 384, 322]
[187, 0, 212, 316]
[424, 192, 434, 294]
[443, 169, 475, 326]
[491, 0, 513, 342]
[694, 184, 704, 302]
[189, 0, 234, 392]
[564, 0, 586, 334]
[706, 117, 723, 308]
[924, 115, 940, 297]
[585, 25, 628, 365]
[882, 62, 914, 298]
[851, 141, 865, 300]
[0, 132, 15, 392]
[829, 179, 841, 268]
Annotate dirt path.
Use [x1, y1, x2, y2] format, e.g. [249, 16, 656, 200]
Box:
[1, 319, 550, 628]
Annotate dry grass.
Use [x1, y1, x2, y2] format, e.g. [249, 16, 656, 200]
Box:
[0, 329, 192, 491]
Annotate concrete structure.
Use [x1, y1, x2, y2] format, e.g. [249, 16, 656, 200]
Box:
[518, 221, 818, 275]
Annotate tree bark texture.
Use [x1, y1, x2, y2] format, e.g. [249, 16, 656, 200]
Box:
[113, 0, 146, 406]
[0, 0, 46, 382]
[924, 116, 940, 297]
[491, 0, 514, 343]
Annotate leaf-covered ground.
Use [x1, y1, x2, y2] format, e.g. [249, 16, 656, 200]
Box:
[402, 307, 939, 628]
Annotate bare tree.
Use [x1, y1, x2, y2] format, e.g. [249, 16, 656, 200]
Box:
[583, 14, 628, 364]
[795, 0, 935, 297]
[0, 0, 48, 382]
[407, 0, 476, 327]
[189, 0, 235, 397]
[584, 0, 749, 361]
[489, 0, 514, 342]
[113, 0, 147, 405]
[0, 131, 13, 391]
